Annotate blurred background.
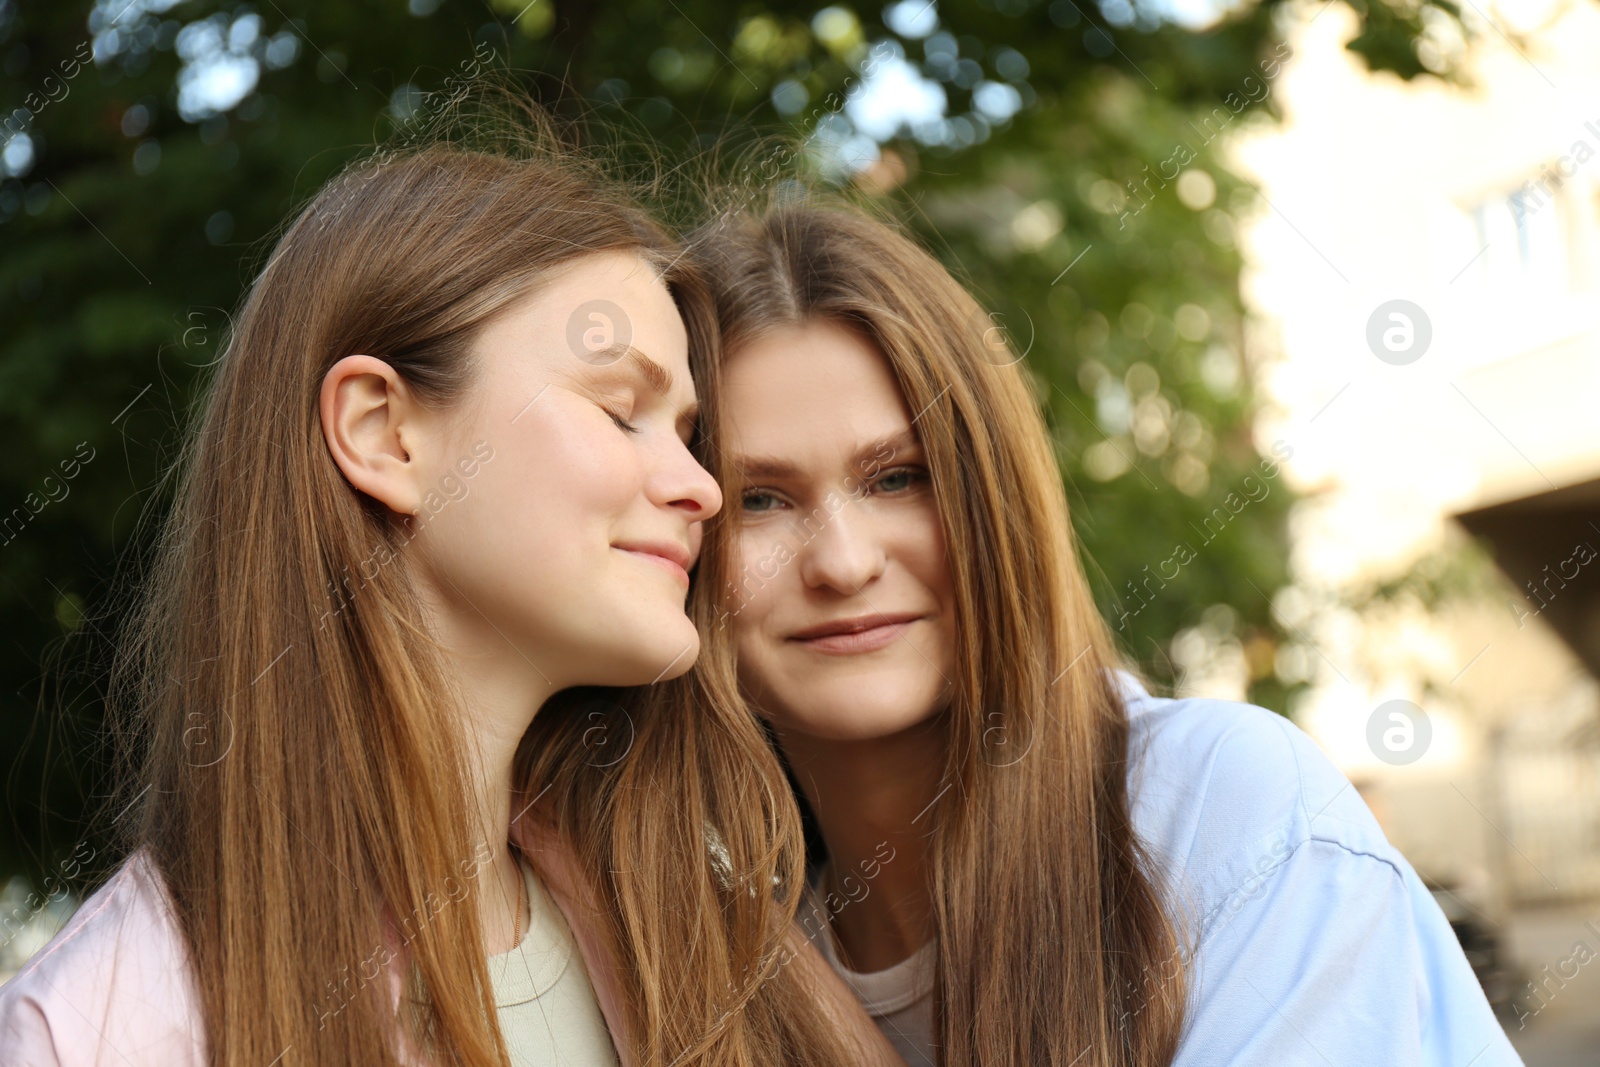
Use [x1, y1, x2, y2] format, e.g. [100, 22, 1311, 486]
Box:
[1, 0, 1596, 1059]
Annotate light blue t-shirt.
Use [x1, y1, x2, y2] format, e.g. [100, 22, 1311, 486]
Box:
[806, 669, 1523, 1065]
[1121, 667, 1520, 1064]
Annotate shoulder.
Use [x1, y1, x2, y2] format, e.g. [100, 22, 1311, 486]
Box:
[1108, 672, 1524, 1063]
[1111, 669, 1403, 936]
[0, 851, 207, 1066]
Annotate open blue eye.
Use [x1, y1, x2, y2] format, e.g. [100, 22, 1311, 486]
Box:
[874, 468, 925, 493]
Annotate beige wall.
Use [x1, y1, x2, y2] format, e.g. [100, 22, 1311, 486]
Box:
[1216, 0, 1600, 901]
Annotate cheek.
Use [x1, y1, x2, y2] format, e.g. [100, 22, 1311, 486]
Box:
[521, 405, 643, 515]
[908, 504, 953, 600]
[726, 530, 784, 630]
[447, 405, 643, 563]
[733, 527, 763, 577]
[730, 605, 787, 712]
[732, 624, 766, 679]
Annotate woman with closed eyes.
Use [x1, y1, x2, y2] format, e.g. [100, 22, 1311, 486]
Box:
[0, 112, 899, 1067]
[684, 200, 1522, 1067]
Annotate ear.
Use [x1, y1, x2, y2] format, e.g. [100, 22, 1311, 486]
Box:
[320, 355, 430, 518]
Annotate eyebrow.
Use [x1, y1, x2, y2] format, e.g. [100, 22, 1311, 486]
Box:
[733, 427, 922, 481]
[588, 343, 700, 436]
[587, 343, 675, 396]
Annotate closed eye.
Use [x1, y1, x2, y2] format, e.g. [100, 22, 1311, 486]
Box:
[602, 405, 641, 435]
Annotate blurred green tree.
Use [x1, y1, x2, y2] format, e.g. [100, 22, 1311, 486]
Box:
[0, 0, 1468, 887]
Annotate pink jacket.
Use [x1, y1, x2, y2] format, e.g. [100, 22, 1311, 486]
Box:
[0, 824, 637, 1067]
[0, 852, 207, 1066]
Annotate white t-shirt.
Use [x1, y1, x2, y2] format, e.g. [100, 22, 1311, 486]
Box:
[799, 875, 936, 1067]
[487, 857, 620, 1066]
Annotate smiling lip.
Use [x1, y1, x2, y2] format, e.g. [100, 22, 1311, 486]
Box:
[613, 541, 691, 584]
[789, 613, 923, 654]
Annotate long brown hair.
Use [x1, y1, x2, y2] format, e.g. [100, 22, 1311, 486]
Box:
[108, 103, 864, 1067]
[686, 199, 1191, 1066]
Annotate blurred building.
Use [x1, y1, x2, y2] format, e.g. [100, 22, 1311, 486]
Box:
[1226, 0, 1600, 914]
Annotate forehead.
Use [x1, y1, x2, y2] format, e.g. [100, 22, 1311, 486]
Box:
[721, 319, 914, 463]
[479, 250, 691, 377]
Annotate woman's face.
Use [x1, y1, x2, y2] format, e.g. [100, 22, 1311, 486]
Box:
[408, 251, 722, 690]
[720, 318, 956, 742]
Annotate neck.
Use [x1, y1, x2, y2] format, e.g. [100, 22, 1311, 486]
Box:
[422, 579, 565, 956]
[775, 714, 946, 972]
[462, 675, 553, 955]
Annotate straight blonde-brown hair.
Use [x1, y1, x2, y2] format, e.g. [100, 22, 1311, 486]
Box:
[106, 103, 868, 1067]
[686, 197, 1191, 1067]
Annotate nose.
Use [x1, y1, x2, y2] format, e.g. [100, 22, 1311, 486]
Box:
[652, 436, 724, 533]
[796, 505, 886, 594]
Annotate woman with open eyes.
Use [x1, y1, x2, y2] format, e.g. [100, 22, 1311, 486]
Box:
[684, 200, 1523, 1067]
[0, 111, 899, 1067]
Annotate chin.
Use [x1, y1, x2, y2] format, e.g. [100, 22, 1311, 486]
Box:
[766, 680, 942, 743]
[628, 617, 702, 682]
